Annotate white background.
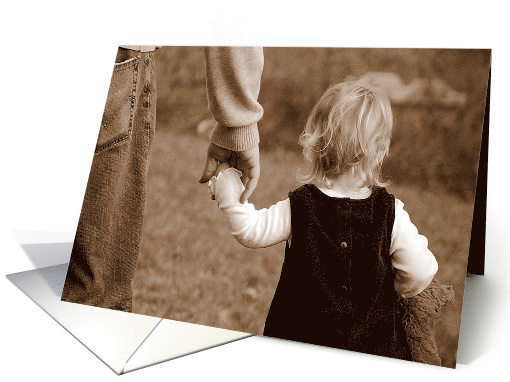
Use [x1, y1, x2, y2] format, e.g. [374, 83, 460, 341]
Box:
[1, 1, 508, 380]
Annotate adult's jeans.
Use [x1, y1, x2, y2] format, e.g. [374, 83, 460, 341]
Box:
[61, 48, 156, 312]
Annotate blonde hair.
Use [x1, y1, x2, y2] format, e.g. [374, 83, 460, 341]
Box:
[298, 78, 393, 188]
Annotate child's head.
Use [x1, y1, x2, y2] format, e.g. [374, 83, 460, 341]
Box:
[299, 78, 393, 188]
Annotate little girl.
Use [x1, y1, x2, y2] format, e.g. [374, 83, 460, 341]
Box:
[208, 78, 438, 360]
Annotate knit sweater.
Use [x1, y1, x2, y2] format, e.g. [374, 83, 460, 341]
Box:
[203, 47, 264, 151]
[120, 46, 264, 152]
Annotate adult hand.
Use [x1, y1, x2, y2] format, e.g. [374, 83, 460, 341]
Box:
[199, 142, 260, 203]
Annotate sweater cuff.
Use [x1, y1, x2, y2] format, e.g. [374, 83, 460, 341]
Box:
[210, 122, 260, 152]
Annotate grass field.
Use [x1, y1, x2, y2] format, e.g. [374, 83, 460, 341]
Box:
[132, 129, 475, 368]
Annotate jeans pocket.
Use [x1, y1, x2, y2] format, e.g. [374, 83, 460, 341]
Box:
[95, 56, 140, 154]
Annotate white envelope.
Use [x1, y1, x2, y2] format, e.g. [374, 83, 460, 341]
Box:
[6, 231, 251, 375]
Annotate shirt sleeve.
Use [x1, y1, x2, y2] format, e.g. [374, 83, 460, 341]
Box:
[209, 168, 291, 248]
[390, 198, 439, 298]
[203, 47, 264, 152]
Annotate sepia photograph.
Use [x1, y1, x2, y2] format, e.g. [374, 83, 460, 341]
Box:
[61, 46, 490, 368]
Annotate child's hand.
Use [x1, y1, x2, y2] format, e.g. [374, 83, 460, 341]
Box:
[209, 162, 231, 200]
[208, 164, 245, 205]
[214, 162, 231, 177]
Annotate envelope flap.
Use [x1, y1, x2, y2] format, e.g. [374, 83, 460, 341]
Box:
[123, 319, 252, 373]
[7, 264, 160, 374]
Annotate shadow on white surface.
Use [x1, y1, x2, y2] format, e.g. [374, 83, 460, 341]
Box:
[12, 228, 74, 269]
[20, 242, 73, 269]
[456, 275, 494, 365]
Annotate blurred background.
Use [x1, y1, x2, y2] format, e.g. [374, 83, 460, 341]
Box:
[131, 47, 490, 368]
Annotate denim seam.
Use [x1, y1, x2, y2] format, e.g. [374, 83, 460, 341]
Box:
[143, 52, 154, 145]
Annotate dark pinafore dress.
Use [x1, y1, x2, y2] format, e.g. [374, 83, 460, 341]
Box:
[263, 184, 412, 360]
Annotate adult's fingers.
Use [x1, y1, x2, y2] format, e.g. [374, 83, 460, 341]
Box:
[199, 143, 230, 183]
[237, 145, 260, 203]
[240, 165, 260, 203]
[240, 176, 259, 203]
[240, 172, 249, 187]
[199, 154, 218, 183]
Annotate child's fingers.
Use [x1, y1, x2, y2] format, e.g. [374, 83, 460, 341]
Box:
[215, 162, 231, 176]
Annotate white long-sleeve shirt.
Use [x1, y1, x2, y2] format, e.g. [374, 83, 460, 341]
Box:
[209, 168, 438, 298]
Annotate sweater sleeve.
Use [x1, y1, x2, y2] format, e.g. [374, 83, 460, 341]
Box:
[390, 198, 439, 298]
[203, 47, 264, 152]
[209, 168, 291, 248]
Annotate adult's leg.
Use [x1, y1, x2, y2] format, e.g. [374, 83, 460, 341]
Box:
[61, 47, 156, 312]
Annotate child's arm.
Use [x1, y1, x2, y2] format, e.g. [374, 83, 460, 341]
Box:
[209, 166, 291, 249]
[390, 199, 439, 298]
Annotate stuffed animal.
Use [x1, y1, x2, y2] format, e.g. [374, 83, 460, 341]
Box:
[399, 278, 455, 365]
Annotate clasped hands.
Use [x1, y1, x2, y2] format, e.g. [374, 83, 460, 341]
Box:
[199, 142, 260, 204]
